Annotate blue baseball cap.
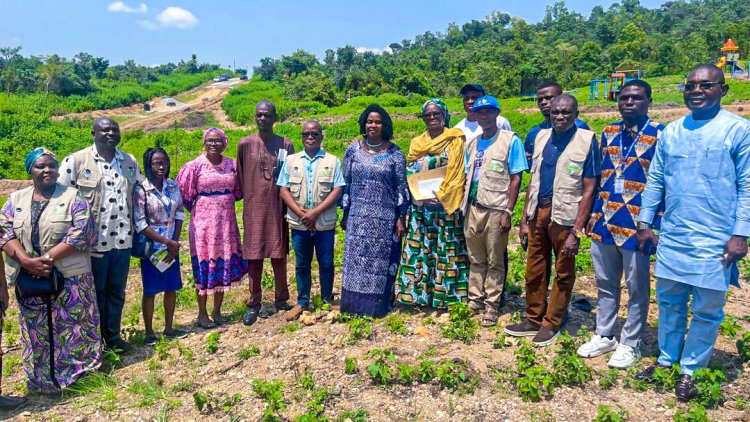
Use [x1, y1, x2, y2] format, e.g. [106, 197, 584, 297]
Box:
[460, 83, 486, 96]
[472, 95, 500, 112]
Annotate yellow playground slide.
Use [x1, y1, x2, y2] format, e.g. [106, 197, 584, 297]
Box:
[716, 56, 727, 68]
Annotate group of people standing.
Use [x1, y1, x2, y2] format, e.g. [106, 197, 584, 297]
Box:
[0, 63, 747, 407]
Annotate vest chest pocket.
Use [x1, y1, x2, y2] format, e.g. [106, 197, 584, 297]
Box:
[46, 215, 72, 242]
[318, 176, 334, 198]
[75, 177, 99, 201]
[288, 176, 303, 199]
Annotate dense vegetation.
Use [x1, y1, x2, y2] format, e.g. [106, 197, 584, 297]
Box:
[0, 50, 233, 178]
[252, 0, 750, 102]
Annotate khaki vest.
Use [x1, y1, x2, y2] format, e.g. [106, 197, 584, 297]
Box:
[285, 152, 339, 231]
[70, 147, 139, 228]
[5, 185, 92, 283]
[462, 130, 515, 212]
[525, 128, 595, 226]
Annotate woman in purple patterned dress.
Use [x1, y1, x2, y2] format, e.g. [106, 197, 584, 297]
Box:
[177, 128, 248, 328]
[0, 148, 101, 392]
[341, 105, 410, 317]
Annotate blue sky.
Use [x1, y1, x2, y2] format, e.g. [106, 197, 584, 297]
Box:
[0, 0, 666, 70]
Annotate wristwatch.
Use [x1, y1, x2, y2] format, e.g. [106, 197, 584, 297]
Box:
[572, 228, 585, 239]
[637, 222, 652, 230]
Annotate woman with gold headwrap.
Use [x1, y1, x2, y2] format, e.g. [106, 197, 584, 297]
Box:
[396, 99, 470, 309]
[0, 147, 102, 392]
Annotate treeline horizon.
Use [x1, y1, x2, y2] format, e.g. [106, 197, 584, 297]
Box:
[251, 0, 750, 104]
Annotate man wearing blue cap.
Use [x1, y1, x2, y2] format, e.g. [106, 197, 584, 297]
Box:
[454, 84, 512, 142]
[505, 94, 600, 346]
[462, 95, 527, 326]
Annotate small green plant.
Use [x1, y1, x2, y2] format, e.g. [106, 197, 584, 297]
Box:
[365, 348, 396, 386]
[623, 367, 649, 392]
[417, 359, 437, 383]
[206, 332, 220, 354]
[737, 332, 750, 362]
[515, 341, 537, 373]
[154, 336, 172, 360]
[673, 402, 712, 422]
[435, 359, 478, 394]
[127, 374, 170, 407]
[238, 345, 261, 360]
[192, 391, 243, 415]
[336, 409, 369, 422]
[396, 363, 418, 385]
[102, 348, 123, 371]
[651, 365, 680, 392]
[422, 347, 439, 358]
[492, 332, 508, 349]
[298, 369, 316, 391]
[598, 369, 619, 390]
[593, 405, 628, 422]
[692, 367, 727, 408]
[515, 366, 554, 402]
[422, 315, 436, 325]
[384, 312, 409, 335]
[252, 379, 287, 422]
[720, 315, 741, 338]
[441, 302, 479, 344]
[551, 333, 593, 386]
[344, 356, 358, 374]
[346, 316, 373, 344]
[284, 322, 302, 333]
[509, 311, 522, 324]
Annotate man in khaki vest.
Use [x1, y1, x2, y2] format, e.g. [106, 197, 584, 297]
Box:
[462, 95, 527, 326]
[505, 94, 600, 346]
[277, 121, 345, 321]
[58, 118, 141, 352]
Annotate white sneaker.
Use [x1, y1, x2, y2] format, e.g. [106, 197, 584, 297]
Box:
[607, 344, 641, 369]
[576, 334, 618, 358]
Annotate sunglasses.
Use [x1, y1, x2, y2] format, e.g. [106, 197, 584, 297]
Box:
[684, 82, 723, 91]
[302, 131, 321, 138]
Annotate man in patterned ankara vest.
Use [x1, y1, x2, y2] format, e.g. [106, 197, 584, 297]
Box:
[277, 121, 345, 321]
[577, 80, 664, 368]
[58, 118, 141, 352]
[461, 95, 527, 326]
[505, 94, 600, 347]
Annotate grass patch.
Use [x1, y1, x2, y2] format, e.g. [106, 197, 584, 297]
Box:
[238, 345, 261, 359]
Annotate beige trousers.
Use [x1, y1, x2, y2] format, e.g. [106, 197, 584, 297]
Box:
[464, 204, 509, 310]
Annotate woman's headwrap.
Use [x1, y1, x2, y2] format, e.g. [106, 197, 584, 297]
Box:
[422, 98, 450, 127]
[24, 147, 57, 175]
[202, 127, 228, 148]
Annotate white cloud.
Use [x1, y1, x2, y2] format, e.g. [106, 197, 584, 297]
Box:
[156, 6, 198, 29]
[355, 46, 393, 55]
[108, 1, 147, 13]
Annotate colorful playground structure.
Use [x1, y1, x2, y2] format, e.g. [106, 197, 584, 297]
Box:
[589, 69, 641, 101]
[716, 39, 748, 80]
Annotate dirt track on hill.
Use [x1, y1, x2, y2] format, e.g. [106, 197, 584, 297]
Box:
[53, 78, 251, 133]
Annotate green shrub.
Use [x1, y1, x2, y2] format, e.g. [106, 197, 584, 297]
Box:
[441, 302, 479, 344]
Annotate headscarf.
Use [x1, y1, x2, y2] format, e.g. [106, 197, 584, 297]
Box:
[24, 147, 57, 175]
[422, 98, 450, 128]
[202, 127, 228, 148]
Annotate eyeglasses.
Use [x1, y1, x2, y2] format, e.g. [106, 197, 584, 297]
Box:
[421, 112, 442, 119]
[204, 138, 224, 145]
[684, 82, 724, 91]
[302, 131, 321, 138]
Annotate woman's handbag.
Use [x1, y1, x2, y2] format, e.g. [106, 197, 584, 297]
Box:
[131, 183, 153, 259]
[15, 266, 64, 299]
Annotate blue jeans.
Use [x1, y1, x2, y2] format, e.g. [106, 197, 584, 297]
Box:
[291, 229, 335, 307]
[656, 278, 726, 375]
[91, 248, 132, 345]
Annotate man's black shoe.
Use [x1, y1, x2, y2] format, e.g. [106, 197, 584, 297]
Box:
[0, 395, 27, 410]
[275, 302, 293, 311]
[243, 307, 260, 326]
[109, 339, 132, 354]
[675, 374, 698, 402]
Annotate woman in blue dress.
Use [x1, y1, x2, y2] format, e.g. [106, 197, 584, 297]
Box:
[341, 104, 410, 317]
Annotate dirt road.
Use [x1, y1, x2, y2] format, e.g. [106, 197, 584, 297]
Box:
[54, 78, 250, 133]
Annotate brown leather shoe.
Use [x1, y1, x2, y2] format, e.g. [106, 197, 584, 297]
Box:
[285, 304, 306, 322]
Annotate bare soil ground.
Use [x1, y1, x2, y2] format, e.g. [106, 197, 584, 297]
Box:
[1, 249, 748, 422]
